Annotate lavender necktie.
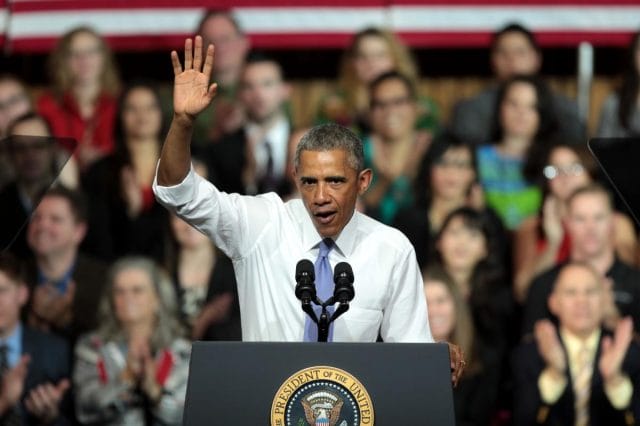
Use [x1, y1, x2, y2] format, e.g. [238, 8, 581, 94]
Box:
[303, 238, 335, 341]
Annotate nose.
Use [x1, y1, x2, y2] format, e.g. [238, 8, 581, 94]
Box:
[313, 182, 330, 205]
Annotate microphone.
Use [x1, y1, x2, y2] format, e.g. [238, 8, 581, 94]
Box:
[333, 262, 355, 304]
[295, 259, 316, 303]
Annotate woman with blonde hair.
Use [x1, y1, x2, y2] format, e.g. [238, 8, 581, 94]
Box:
[38, 26, 120, 169]
[73, 256, 190, 425]
[315, 27, 439, 136]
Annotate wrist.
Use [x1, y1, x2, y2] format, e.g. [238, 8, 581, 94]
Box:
[173, 113, 195, 128]
[545, 365, 565, 379]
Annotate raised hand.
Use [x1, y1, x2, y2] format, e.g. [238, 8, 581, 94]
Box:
[171, 36, 217, 122]
[534, 319, 566, 374]
[599, 316, 633, 383]
[447, 342, 466, 388]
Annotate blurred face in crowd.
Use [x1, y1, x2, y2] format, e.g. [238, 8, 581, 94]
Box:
[545, 146, 591, 202]
[549, 264, 603, 337]
[431, 147, 476, 202]
[295, 149, 371, 239]
[491, 31, 541, 81]
[370, 77, 416, 141]
[353, 35, 395, 84]
[566, 191, 614, 260]
[200, 14, 249, 82]
[67, 30, 105, 86]
[0, 79, 31, 137]
[424, 279, 456, 342]
[499, 81, 539, 141]
[0, 271, 28, 338]
[170, 214, 209, 250]
[122, 87, 162, 140]
[438, 216, 487, 274]
[9, 118, 54, 185]
[112, 267, 159, 327]
[239, 61, 289, 124]
[28, 195, 86, 257]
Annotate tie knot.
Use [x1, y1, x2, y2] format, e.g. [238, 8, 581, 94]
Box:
[319, 238, 334, 257]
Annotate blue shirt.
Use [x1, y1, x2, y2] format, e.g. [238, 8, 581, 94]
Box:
[0, 322, 23, 368]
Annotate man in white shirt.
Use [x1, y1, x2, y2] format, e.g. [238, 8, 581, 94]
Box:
[153, 37, 464, 382]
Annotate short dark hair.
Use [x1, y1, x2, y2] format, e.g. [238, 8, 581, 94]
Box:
[42, 186, 88, 224]
[0, 252, 24, 284]
[295, 123, 364, 173]
[242, 52, 285, 81]
[196, 9, 244, 37]
[491, 22, 540, 54]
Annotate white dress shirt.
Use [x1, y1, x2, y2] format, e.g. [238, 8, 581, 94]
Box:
[153, 165, 432, 343]
[245, 117, 290, 181]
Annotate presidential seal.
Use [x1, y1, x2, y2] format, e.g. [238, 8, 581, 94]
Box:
[271, 366, 374, 426]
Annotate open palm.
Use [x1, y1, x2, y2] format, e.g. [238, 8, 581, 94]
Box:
[171, 36, 217, 119]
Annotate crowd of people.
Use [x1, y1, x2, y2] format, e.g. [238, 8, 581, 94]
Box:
[0, 9, 639, 425]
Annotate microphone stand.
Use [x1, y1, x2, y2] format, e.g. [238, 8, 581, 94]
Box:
[316, 297, 350, 342]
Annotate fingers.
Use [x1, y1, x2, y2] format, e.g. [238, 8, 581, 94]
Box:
[171, 51, 182, 76]
[184, 38, 193, 71]
[203, 44, 215, 79]
[55, 378, 71, 396]
[207, 82, 218, 100]
[615, 316, 633, 348]
[601, 335, 612, 354]
[193, 35, 203, 71]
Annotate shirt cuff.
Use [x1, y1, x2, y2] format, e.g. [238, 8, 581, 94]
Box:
[152, 162, 196, 207]
[604, 375, 633, 409]
[538, 368, 567, 404]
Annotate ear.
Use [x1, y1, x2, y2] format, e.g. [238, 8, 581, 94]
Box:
[357, 169, 372, 195]
[548, 291, 558, 316]
[73, 222, 88, 244]
[17, 283, 29, 307]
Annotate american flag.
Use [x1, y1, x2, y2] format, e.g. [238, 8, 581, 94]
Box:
[2, 0, 639, 52]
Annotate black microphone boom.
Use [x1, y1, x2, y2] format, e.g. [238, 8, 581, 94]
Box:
[295, 259, 316, 303]
[333, 262, 355, 304]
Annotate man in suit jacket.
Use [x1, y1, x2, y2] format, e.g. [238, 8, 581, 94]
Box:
[24, 186, 108, 343]
[203, 53, 292, 197]
[0, 253, 71, 425]
[513, 261, 640, 425]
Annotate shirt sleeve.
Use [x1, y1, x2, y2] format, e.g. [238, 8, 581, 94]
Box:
[604, 374, 633, 409]
[152, 163, 274, 260]
[537, 368, 568, 404]
[379, 244, 433, 343]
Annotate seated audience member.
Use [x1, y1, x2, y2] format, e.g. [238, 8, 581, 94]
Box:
[394, 134, 506, 268]
[361, 71, 431, 224]
[476, 75, 559, 230]
[315, 27, 439, 137]
[597, 30, 640, 138]
[0, 114, 58, 258]
[0, 253, 72, 425]
[203, 54, 292, 196]
[450, 23, 584, 146]
[0, 75, 32, 187]
[82, 82, 168, 263]
[522, 183, 640, 335]
[38, 26, 120, 170]
[424, 264, 500, 425]
[433, 207, 513, 363]
[191, 9, 250, 145]
[74, 257, 190, 425]
[25, 187, 108, 342]
[514, 143, 637, 303]
[513, 262, 640, 425]
[166, 213, 241, 340]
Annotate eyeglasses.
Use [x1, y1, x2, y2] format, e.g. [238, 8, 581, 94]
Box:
[371, 96, 413, 110]
[543, 163, 585, 179]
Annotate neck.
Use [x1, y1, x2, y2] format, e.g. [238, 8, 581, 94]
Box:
[499, 135, 531, 158]
[0, 321, 19, 340]
[380, 132, 414, 148]
[214, 68, 240, 90]
[72, 82, 100, 103]
[179, 242, 215, 265]
[124, 322, 154, 342]
[126, 138, 159, 158]
[561, 326, 597, 342]
[445, 266, 473, 297]
[571, 248, 615, 276]
[37, 249, 76, 280]
[430, 197, 466, 229]
[250, 111, 284, 134]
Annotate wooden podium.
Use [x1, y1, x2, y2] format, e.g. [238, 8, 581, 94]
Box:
[183, 342, 455, 425]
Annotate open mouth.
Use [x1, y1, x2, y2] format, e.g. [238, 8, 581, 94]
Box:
[314, 211, 337, 225]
